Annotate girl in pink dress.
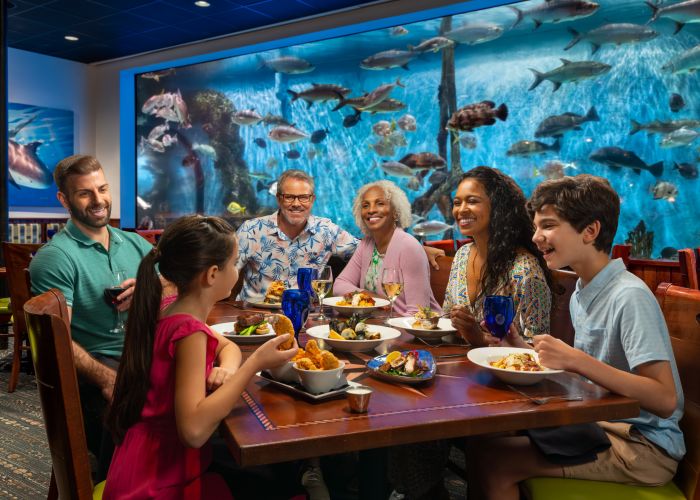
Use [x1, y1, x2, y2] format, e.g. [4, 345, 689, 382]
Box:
[104, 215, 297, 499]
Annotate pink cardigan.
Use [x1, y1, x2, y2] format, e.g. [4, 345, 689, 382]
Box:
[334, 228, 441, 316]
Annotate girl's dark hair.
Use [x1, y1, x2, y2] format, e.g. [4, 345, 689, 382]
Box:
[460, 166, 553, 299]
[107, 215, 236, 443]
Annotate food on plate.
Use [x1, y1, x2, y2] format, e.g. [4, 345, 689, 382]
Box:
[329, 314, 381, 340]
[233, 313, 270, 336]
[264, 280, 286, 304]
[337, 291, 376, 307]
[489, 352, 544, 372]
[269, 314, 295, 350]
[292, 339, 340, 370]
[379, 350, 429, 377]
[411, 306, 440, 329]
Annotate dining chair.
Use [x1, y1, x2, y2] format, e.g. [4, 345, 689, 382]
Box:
[24, 288, 105, 500]
[679, 248, 699, 290]
[429, 254, 454, 306]
[549, 269, 577, 346]
[2, 242, 42, 392]
[521, 282, 700, 500]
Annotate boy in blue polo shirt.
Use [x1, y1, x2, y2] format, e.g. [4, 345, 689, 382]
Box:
[474, 174, 684, 499]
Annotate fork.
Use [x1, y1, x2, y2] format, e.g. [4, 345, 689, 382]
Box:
[506, 384, 583, 405]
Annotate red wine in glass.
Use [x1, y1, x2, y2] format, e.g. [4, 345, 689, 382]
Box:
[104, 286, 126, 306]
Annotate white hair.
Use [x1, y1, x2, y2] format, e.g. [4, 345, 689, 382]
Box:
[352, 180, 412, 236]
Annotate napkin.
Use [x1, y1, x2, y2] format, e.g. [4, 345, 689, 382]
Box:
[526, 422, 611, 465]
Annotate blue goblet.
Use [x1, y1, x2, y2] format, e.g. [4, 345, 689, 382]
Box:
[296, 267, 318, 298]
[483, 295, 515, 339]
[281, 289, 310, 340]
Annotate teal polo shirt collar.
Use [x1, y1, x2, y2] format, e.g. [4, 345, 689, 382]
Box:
[64, 220, 125, 251]
[575, 258, 626, 312]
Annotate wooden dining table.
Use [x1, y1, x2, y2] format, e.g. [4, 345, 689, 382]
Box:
[209, 298, 639, 477]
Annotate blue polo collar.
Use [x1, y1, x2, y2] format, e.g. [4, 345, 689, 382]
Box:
[575, 258, 626, 311]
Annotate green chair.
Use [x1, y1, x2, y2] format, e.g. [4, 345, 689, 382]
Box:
[522, 283, 700, 500]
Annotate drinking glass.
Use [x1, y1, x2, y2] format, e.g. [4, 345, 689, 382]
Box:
[483, 295, 515, 339]
[281, 289, 310, 340]
[381, 268, 404, 322]
[311, 266, 333, 322]
[297, 267, 318, 305]
[104, 269, 128, 335]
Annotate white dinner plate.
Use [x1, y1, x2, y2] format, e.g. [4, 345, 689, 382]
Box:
[467, 347, 563, 386]
[322, 296, 390, 316]
[306, 324, 401, 352]
[387, 316, 456, 340]
[246, 300, 281, 310]
[209, 321, 276, 344]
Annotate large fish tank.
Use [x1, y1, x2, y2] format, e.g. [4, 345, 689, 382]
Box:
[131, 0, 700, 259]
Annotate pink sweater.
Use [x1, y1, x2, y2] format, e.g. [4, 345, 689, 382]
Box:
[334, 228, 441, 316]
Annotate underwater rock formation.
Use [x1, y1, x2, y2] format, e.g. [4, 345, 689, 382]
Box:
[625, 220, 653, 258]
[189, 89, 258, 219]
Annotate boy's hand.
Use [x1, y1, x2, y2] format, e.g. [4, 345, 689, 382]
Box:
[533, 334, 578, 371]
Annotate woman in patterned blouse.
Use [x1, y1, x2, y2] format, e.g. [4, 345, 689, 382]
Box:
[447, 166, 552, 346]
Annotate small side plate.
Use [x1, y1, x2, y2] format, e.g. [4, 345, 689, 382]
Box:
[366, 350, 436, 385]
[257, 371, 355, 401]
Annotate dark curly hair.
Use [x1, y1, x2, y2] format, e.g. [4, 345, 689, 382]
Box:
[460, 166, 552, 299]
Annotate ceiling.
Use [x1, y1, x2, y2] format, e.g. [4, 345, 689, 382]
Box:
[6, 0, 381, 64]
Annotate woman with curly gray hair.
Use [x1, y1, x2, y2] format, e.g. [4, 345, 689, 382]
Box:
[334, 180, 440, 315]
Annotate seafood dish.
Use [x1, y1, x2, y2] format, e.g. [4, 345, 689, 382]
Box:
[264, 280, 286, 305]
[328, 314, 381, 340]
[337, 291, 376, 307]
[379, 350, 430, 377]
[411, 306, 440, 330]
[489, 352, 544, 372]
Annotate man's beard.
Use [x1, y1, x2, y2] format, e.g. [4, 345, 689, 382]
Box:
[68, 200, 111, 229]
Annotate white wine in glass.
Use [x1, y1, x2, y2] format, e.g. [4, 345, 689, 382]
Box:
[381, 268, 404, 322]
[311, 265, 333, 322]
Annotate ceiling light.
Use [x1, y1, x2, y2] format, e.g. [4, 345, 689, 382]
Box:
[64, 35, 79, 41]
[194, 1, 210, 6]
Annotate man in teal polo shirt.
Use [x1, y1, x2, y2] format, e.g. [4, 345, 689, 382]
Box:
[29, 154, 153, 481]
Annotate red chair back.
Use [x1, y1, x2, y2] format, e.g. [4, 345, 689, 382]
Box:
[679, 248, 699, 290]
[549, 269, 577, 346]
[430, 255, 454, 306]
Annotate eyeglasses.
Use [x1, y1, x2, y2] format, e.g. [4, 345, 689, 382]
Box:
[278, 193, 314, 204]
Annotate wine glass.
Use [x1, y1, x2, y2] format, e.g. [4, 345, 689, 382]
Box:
[311, 266, 333, 322]
[381, 268, 404, 322]
[104, 269, 128, 335]
[297, 267, 319, 308]
[483, 295, 515, 340]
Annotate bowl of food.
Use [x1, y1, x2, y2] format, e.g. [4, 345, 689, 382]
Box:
[323, 292, 390, 316]
[266, 361, 297, 383]
[306, 314, 401, 352]
[292, 343, 346, 394]
[387, 307, 456, 340]
[210, 313, 276, 344]
[467, 347, 563, 385]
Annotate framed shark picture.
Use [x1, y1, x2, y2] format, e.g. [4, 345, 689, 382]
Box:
[8, 102, 74, 209]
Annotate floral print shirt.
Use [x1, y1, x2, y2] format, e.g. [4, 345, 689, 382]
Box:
[442, 243, 551, 338]
[236, 212, 358, 302]
[363, 247, 384, 293]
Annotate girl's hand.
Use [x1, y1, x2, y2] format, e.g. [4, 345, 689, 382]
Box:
[451, 306, 489, 346]
[206, 367, 235, 392]
[533, 334, 578, 371]
[249, 334, 298, 371]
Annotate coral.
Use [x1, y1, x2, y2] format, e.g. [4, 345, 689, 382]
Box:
[625, 220, 653, 259]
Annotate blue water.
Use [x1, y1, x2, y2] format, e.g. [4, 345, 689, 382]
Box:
[135, 0, 700, 257]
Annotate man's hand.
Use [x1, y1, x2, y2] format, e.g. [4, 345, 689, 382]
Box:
[115, 278, 137, 312]
[423, 246, 446, 270]
[100, 368, 117, 402]
[206, 367, 236, 392]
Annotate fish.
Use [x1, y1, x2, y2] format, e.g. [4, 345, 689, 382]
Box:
[397, 114, 417, 131]
[670, 93, 686, 113]
[343, 110, 362, 128]
[399, 152, 447, 170]
[428, 170, 449, 185]
[589, 147, 664, 177]
[630, 119, 700, 135]
[673, 161, 698, 179]
[141, 90, 191, 128]
[408, 36, 455, 53]
[459, 134, 477, 149]
[647, 0, 700, 34]
[390, 26, 409, 36]
[446, 100, 508, 132]
[141, 124, 178, 153]
[507, 138, 561, 157]
[227, 201, 247, 215]
[413, 220, 452, 236]
[406, 176, 422, 191]
[370, 141, 395, 157]
[661, 44, 700, 74]
[660, 127, 700, 148]
[360, 50, 416, 70]
[266, 158, 279, 168]
[268, 125, 309, 143]
[141, 91, 174, 114]
[310, 129, 329, 144]
[8, 139, 53, 189]
[529, 59, 611, 92]
[660, 247, 679, 259]
[380, 160, 415, 178]
[284, 149, 301, 160]
[261, 114, 293, 127]
[268, 181, 278, 196]
[364, 98, 407, 114]
[564, 24, 658, 55]
[535, 106, 599, 138]
[411, 214, 426, 226]
[509, 0, 599, 30]
[443, 23, 504, 45]
[651, 181, 679, 201]
[193, 143, 217, 160]
[140, 68, 175, 82]
[249, 172, 273, 181]
[232, 109, 263, 125]
[372, 120, 394, 137]
[534, 160, 570, 180]
[259, 56, 314, 74]
[333, 78, 404, 111]
[136, 196, 152, 210]
[254, 137, 267, 148]
[307, 148, 318, 160]
[172, 90, 191, 128]
[287, 83, 351, 108]
[386, 131, 407, 147]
